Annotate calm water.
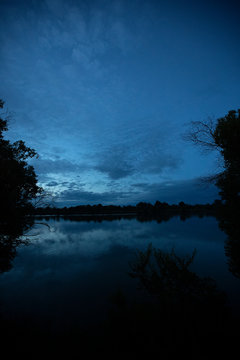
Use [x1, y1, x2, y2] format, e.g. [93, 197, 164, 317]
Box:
[0, 215, 240, 352]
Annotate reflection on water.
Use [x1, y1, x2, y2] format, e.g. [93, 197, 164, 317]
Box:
[0, 216, 33, 273]
[0, 214, 239, 354]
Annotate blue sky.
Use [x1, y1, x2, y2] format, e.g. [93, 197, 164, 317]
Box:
[1, 0, 240, 206]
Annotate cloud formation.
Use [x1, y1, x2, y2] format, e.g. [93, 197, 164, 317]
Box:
[56, 188, 133, 206]
[131, 178, 220, 204]
[54, 177, 219, 206]
[32, 158, 88, 175]
[1, 0, 240, 206]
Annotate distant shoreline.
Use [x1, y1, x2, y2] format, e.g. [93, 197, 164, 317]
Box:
[29, 201, 225, 224]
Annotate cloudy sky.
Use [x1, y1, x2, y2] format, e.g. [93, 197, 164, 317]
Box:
[1, 0, 240, 206]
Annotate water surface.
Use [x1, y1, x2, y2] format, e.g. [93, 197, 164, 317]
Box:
[0, 215, 239, 353]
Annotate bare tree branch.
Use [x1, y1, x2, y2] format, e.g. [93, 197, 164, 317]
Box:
[183, 117, 220, 153]
[31, 189, 56, 208]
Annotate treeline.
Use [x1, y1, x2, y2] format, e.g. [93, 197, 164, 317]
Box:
[32, 203, 136, 215]
[135, 200, 221, 220]
[32, 199, 223, 218]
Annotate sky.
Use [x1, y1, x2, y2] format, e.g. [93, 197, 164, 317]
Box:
[0, 0, 240, 206]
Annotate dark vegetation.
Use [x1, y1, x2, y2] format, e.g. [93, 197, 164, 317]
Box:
[32, 200, 221, 224]
[0, 99, 42, 216]
[185, 108, 240, 208]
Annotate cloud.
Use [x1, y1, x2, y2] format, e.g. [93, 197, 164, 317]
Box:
[53, 177, 219, 207]
[46, 181, 59, 187]
[95, 162, 134, 180]
[137, 150, 181, 175]
[56, 188, 134, 206]
[32, 158, 88, 175]
[93, 125, 181, 180]
[94, 145, 135, 180]
[0, 0, 140, 146]
[94, 148, 180, 180]
[131, 178, 220, 204]
[1, 0, 235, 204]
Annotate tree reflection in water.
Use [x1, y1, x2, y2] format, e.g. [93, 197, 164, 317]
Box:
[217, 206, 240, 280]
[0, 215, 34, 273]
[106, 245, 238, 356]
[0, 213, 239, 355]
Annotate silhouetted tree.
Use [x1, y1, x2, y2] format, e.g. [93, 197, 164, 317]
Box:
[185, 109, 240, 205]
[0, 100, 42, 213]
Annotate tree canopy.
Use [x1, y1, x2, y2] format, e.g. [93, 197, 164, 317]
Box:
[213, 110, 240, 167]
[185, 109, 240, 205]
[0, 100, 42, 213]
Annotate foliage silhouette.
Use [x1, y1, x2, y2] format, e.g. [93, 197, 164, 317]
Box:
[104, 245, 234, 355]
[184, 108, 240, 283]
[0, 99, 42, 213]
[217, 207, 240, 279]
[185, 109, 240, 205]
[33, 201, 218, 220]
[0, 215, 33, 273]
[129, 244, 224, 303]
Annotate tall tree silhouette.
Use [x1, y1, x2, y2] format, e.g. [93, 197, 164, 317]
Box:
[0, 99, 42, 214]
[185, 109, 240, 205]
